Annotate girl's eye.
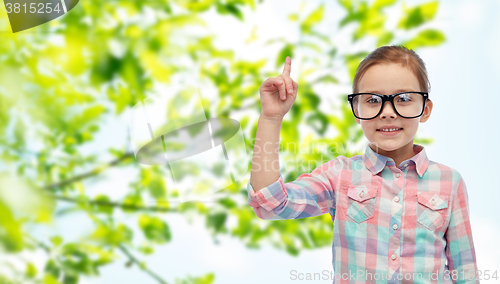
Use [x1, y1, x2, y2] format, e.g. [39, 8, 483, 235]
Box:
[367, 96, 381, 104]
[397, 94, 411, 102]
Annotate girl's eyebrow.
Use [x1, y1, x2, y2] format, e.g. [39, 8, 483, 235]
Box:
[363, 89, 418, 94]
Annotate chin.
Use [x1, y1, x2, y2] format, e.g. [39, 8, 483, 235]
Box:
[371, 141, 401, 152]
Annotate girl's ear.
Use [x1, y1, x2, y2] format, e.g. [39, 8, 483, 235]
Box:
[420, 99, 433, 122]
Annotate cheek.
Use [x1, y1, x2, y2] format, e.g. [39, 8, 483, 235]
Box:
[404, 120, 420, 129]
[360, 120, 374, 127]
[359, 121, 376, 134]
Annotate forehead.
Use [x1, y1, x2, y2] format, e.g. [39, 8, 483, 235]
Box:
[358, 63, 420, 94]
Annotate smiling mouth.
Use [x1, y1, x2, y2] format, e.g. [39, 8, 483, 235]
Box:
[376, 128, 403, 132]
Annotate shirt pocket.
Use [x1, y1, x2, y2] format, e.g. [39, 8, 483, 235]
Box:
[346, 184, 378, 223]
[416, 192, 449, 231]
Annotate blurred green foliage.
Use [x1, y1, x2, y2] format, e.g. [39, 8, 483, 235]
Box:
[0, 0, 442, 283]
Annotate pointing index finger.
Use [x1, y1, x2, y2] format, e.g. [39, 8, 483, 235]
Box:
[282, 56, 291, 76]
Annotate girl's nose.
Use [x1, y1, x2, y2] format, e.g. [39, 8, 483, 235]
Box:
[379, 101, 397, 119]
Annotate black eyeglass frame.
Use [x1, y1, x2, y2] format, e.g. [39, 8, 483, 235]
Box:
[347, 91, 429, 120]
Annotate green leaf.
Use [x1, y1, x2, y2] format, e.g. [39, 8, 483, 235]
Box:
[282, 235, 299, 256]
[310, 30, 332, 44]
[206, 212, 227, 233]
[398, 1, 439, 30]
[352, 6, 385, 41]
[0, 174, 54, 224]
[275, 44, 294, 69]
[373, 0, 398, 10]
[175, 272, 215, 284]
[281, 119, 299, 143]
[91, 54, 121, 84]
[231, 208, 253, 238]
[148, 178, 166, 199]
[168, 160, 200, 181]
[337, 0, 352, 11]
[93, 195, 113, 215]
[345, 52, 369, 82]
[377, 31, 394, 46]
[306, 112, 329, 135]
[43, 273, 61, 284]
[138, 215, 171, 243]
[300, 4, 324, 33]
[62, 274, 78, 284]
[164, 1, 172, 14]
[313, 74, 339, 84]
[90, 223, 133, 246]
[44, 259, 60, 280]
[78, 105, 106, 126]
[300, 42, 322, 53]
[179, 0, 217, 12]
[218, 197, 236, 209]
[194, 273, 215, 284]
[138, 245, 155, 255]
[414, 136, 434, 146]
[216, 3, 244, 21]
[303, 91, 320, 109]
[25, 262, 37, 278]
[339, 2, 368, 27]
[50, 236, 63, 247]
[0, 199, 23, 252]
[58, 243, 98, 276]
[308, 229, 326, 247]
[403, 29, 445, 49]
[122, 194, 143, 213]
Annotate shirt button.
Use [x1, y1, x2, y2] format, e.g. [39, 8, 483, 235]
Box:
[391, 254, 397, 260]
[360, 191, 365, 198]
[403, 163, 408, 167]
[395, 173, 401, 178]
[393, 196, 400, 202]
[431, 199, 436, 206]
[392, 223, 398, 230]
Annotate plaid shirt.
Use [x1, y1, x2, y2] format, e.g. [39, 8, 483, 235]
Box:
[247, 144, 479, 283]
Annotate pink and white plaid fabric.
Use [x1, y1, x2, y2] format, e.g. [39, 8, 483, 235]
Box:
[248, 144, 479, 283]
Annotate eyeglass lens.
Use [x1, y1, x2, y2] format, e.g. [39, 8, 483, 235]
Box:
[352, 93, 424, 119]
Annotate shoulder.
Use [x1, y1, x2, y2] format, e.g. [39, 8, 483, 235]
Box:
[427, 159, 465, 183]
[426, 160, 467, 197]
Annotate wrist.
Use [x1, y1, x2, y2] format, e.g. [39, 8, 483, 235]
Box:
[259, 114, 284, 123]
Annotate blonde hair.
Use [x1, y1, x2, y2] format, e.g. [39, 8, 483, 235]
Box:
[352, 45, 431, 94]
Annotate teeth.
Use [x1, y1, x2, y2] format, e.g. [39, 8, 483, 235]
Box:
[380, 128, 401, 132]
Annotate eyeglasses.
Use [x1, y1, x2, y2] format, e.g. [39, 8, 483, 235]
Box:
[347, 92, 429, 120]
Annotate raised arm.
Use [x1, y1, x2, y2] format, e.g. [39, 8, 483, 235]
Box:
[248, 57, 338, 220]
[249, 56, 297, 191]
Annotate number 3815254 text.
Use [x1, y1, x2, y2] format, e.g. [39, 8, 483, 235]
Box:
[5, 2, 63, 14]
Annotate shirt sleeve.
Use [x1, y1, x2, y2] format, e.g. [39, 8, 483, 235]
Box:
[444, 174, 479, 283]
[246, 157, 341, 220]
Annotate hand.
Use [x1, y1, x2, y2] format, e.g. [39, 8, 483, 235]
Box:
[259, 56, 298, 121]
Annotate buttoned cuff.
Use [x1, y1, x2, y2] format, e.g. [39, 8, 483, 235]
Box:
[247, 173, 287, 211]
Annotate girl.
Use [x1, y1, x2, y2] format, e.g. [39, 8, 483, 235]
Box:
[247, 45, 479, 283]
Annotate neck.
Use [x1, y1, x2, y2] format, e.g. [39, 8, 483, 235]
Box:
[369, 141, 415, 168]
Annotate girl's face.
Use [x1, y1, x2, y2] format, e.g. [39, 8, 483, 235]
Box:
[356, 63, 433, 154]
